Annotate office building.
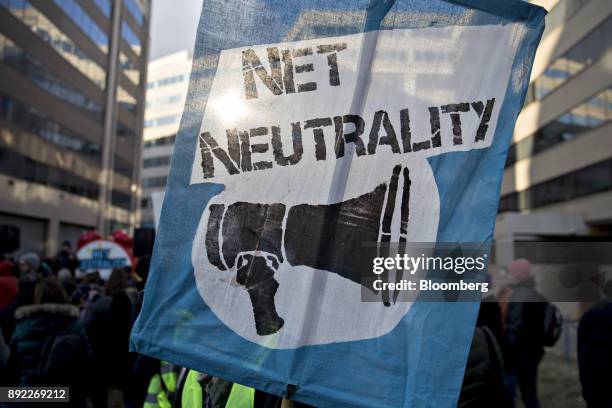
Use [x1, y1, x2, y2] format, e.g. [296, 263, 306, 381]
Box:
[0, 0, 150, 255]
[140, 50, 192, 227]
[492, 0, 612, 334]
[496, 0, 611, 242]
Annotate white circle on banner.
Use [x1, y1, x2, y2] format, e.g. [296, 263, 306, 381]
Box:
[192, 157, 439, 349]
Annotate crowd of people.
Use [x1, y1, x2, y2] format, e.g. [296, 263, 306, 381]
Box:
[0, 241, 610, 408]
[0, 240, 155, 407]
[458, 259, 612, 408]
[0, 239, 315, 408]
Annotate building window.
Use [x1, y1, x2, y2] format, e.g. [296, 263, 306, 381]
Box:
[121, 20, 141, 56]
[0, 94, 102, 160]
[499, 159, 612, 212]
[113, 155, 133, 178]
[143, 155, 171, 168]
[0, 33, 104, 121]
[0, 147, 100, 199]
[116, 121, 136, 141]
[93, 0, 111, 18]
[144, 115, 180, 128]
[117, 85, 138, 113]
[143, 134, 176, 148]
[146, 94, 184, 108]
[143, 176, 167, 188]
[0, 0, 107, 88]
[498, 192, 519, 213]
[525, 16, 612, 105]
[146, 74, 186, 89]
[541, 0, 592, 39]
[53, 0, 109, 52]
[111, 189, 132, 210]
[120, 50, 140, 86]
[507, 86, 612, 168]
[124, 0, 144, 26]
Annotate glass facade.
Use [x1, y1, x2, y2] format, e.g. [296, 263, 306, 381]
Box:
[143, 155, 171, 168]
[120, 50, 139, 85]
[125, 0, 144, 25]
[142, 176, 167, 188]
[146, 94, 183, 108]
[144, 114, 180, 128]
[121, 20, 140, 56]
[124, 0, 143, 26]
[0, 0, 107, 88]
[113, 154, 133, 179]
[525, 16, 611, 105]
[0, 147, 100, 199]
[0, 94, 101, 161]
[93, 0, 111, 18]
[499, 159, 612, 212]
[0, 0, 149, 233]
[0, 33, 104, 121]
[117, 85, 137, 113]
[507, 86, 612, 167]
[143, 134, 176, 148]
[111, 189, 132, 210]
[116, 121, 136, 141]
[147, 73, 186, 89]
[53, 0, 109, 52]
[498, 192, 519, 213]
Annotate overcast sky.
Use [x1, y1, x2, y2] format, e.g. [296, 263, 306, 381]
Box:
[148, 0, 203, 60]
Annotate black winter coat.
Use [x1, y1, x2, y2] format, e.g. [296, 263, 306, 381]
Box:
[458, 326, 511, 408]
[82, 290, 135, 390]
[9, 303, 82, 385]
[578, 301, 612, 408]
[505, 282, 547, 366]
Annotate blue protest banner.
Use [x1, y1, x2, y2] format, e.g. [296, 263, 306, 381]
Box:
[131, 1, 545, 406]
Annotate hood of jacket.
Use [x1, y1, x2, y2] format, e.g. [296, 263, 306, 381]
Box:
[15, 303, 80, 320]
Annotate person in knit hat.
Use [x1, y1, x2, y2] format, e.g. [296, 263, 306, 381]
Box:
[17, 253, 42, 307]
[18, 253, 40, 283]
[504, 258, 547, 408]
[508, 258, 532, 284]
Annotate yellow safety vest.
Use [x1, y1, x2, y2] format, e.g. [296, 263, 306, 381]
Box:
[144, 361, 178, 408]
[181, 370, 204, 408]
[225, 383, 255, 407]
[180, 370, 256, 408]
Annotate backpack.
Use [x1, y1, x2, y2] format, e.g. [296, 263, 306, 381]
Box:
[37, 328, 93, 387]
[542, 302, 563, 347]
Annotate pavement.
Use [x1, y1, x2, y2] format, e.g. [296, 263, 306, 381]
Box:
[521, 352, 586, 408]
